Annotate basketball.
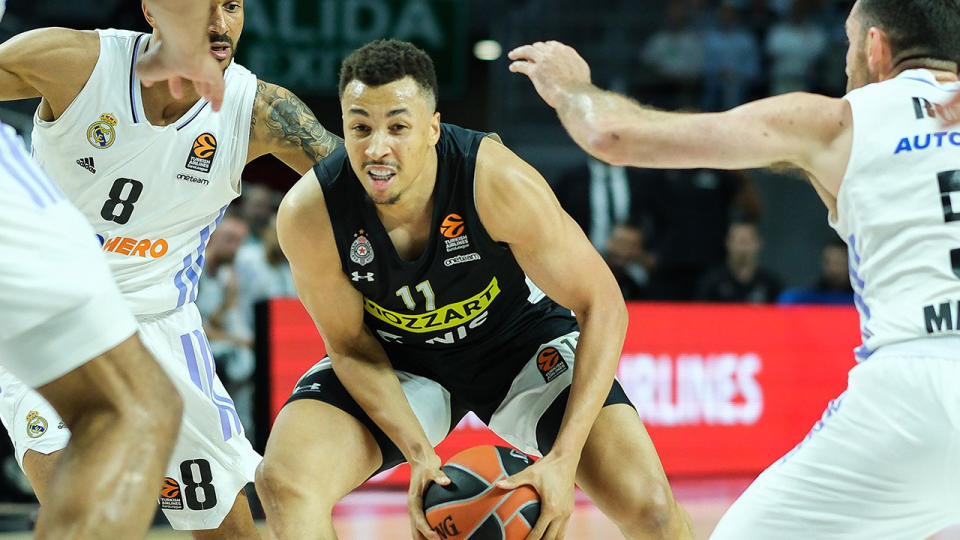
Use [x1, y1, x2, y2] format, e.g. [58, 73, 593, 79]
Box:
[424, 445, 540, 539]
[440, 213, 465, 238]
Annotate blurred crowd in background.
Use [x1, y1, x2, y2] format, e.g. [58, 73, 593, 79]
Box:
[0, 0, 858, 469]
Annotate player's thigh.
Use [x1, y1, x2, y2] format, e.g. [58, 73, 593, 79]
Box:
[260, 399, 382, 506]
[712, 353, 960, 540]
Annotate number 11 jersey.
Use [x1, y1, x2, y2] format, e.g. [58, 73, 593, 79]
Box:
[31, 29, 257, 316]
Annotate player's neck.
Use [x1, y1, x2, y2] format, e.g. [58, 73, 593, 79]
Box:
[889, 59, 959, 84]
[140, 81, 203, 127]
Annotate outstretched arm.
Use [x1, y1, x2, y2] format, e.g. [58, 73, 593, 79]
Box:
[508, 41, 852, 199]
[248, 81, 343, 175]
[276, 172, 446, 540]
[476, 138, 628, 540]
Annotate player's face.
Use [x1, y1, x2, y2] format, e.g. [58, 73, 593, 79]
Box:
[208, 0, 244, 69]
[341, 77, 441, 206]
[844, 5, 871, 92]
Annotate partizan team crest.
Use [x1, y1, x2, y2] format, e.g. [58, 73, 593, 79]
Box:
[350, 231, 374, 266]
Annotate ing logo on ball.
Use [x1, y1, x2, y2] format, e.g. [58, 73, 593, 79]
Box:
[536, 347, 568, 383]
[185, 132, 218, 173]
[440, 213, 465, 239]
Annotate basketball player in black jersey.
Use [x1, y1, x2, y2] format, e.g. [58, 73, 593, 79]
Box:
[255, 40, 693, 540]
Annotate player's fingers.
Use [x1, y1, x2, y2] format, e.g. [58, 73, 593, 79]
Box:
[433, 470, 451, 485]
[408, 482, 442, 540]
[495, 470, 530, 490]
[524, 513, 551, 540]
[508, 61, 534, 75]
[167, 76, 183, 99]
[507, 44, 541, 62]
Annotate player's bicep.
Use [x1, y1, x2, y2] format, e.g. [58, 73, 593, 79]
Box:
[476, 140, 621, 313]
[0, 28, 97, 102]
[250, 81, 342, 174]
[276, 171, 367, 353]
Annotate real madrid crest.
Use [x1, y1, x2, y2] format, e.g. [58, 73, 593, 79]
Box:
[87, 113, 118, 149]
[350, 231, 374, 266]
[25, 410, 47, 439]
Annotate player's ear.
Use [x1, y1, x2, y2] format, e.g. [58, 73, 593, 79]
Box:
[141, 1, 158, 29]
[865, 26, 893, 80]
[429, 111, 441, 146]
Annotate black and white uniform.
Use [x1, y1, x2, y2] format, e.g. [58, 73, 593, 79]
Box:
[712, 70, 960, 539]
[287, 123, 631, 473]
[0, 29, 260, 530]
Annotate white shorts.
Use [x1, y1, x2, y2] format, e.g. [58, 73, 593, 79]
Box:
[710, 337, 960, 540]
[0, 302, 261, 531]
[289, 330, 632, 473]
[0, 124, 136, 386]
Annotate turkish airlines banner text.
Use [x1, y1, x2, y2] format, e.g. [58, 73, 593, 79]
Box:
[262, 300, 859, 484]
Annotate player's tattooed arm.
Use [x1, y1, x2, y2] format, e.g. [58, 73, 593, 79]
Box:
[247, 80, 342, 175]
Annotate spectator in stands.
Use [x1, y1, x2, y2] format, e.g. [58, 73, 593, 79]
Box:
[195, 212, 256, 438]
[553, 156, 645, 251]
[778, 237, 853, 304]
[697, 220, 782, 303]
[604, 222, 654, 301]
[234, 214, 297, 336]
[240, 183, 281, 247]
[640, 3, 703, 109]
[765, 0, 829, 95]
[633, 168, 762, 300]
[702, 1, 760, 111]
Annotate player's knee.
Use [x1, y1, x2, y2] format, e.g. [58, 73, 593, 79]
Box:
[615, 481, 679, 538]
[256, 458, 315, 510]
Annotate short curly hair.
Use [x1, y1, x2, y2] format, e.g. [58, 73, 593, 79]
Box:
[338, 39, 439, 110]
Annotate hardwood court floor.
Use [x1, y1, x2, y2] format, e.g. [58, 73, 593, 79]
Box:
[1, 477, 959, 539]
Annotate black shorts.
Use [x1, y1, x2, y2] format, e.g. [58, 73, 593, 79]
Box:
[285, 329, 634, 475]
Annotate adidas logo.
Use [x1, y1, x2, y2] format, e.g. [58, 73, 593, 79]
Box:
[76, 157, 95, 174]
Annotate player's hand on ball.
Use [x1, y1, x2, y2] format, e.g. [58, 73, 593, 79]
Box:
[496, 452, 577, 540]
[507, 41, 591, 110]
[136, 37, 225, 112]
[408, 452, 451, 540]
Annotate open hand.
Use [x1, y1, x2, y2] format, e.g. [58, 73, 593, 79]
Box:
[135, 37, 225, 112]
[496, 453, 578, 540]
[508, 41, 591, 110]
[408, 453, 451, 540]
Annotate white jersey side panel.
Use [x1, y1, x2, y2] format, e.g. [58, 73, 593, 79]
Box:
[835, 69, 960, 358]
[31, 29, 258, 315]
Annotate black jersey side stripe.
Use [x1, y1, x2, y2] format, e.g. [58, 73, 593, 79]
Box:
[129, 33, 147, 124]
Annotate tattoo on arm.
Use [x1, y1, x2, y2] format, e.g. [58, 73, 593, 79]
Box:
[255, 80, 342, 165]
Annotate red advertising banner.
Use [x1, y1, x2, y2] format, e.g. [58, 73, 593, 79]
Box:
[263, 300, 860, 483]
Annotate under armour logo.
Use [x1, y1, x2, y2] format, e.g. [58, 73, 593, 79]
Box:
[351, 271, 375, 282]
[294, 382, 322, 393]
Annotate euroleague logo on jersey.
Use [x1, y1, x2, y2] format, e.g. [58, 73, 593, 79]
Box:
[537, 347, 569, 383]
[186, 132, 218, 173]
[440, 214, 465, 238]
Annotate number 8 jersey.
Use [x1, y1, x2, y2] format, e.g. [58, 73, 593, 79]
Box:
[836, 69, 960, 359]
[31, 29, 257, 315]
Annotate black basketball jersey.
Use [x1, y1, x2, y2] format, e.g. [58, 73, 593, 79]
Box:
[315, 123, 577, 400]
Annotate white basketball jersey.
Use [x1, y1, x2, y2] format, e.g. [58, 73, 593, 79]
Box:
[31, 29, 257, 316]
[835, 69, 960, 359]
